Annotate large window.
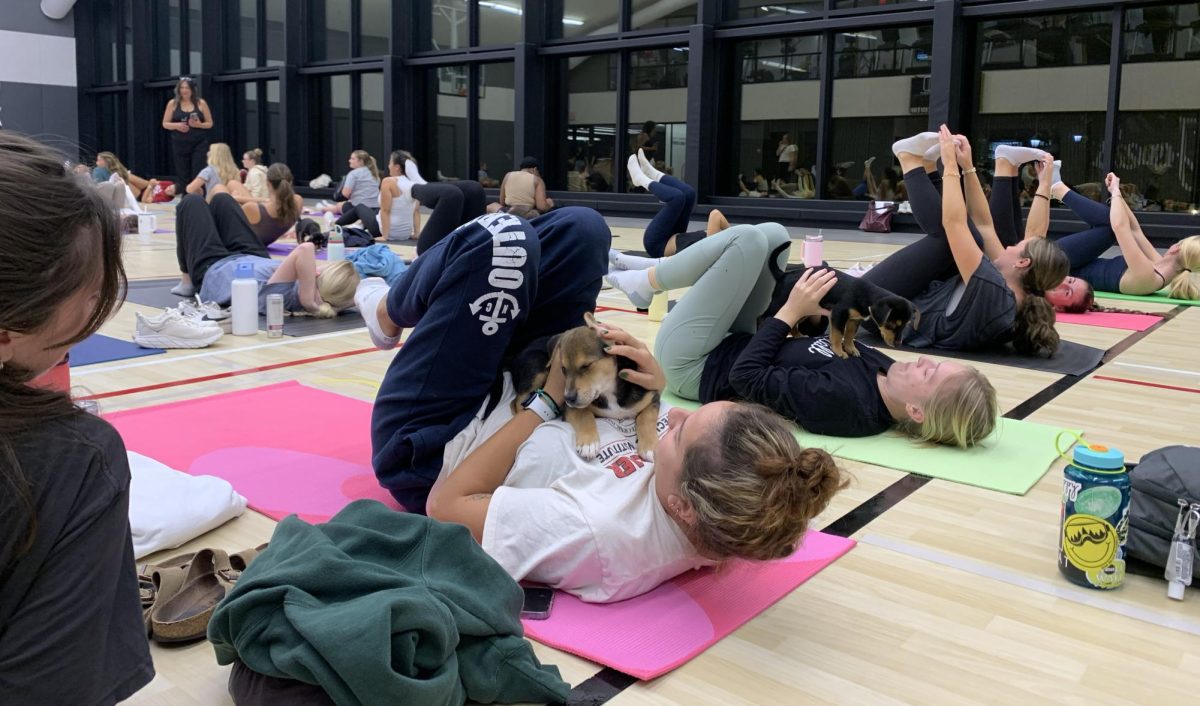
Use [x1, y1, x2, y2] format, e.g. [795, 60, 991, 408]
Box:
[631, 0, 696, 31]
[424, 64, 471, 179]
[309, 0, 352, 62]
[225, 80, 282, 165]
[479, 2, 523, 46]
[1116, 2, 1200, 212]
[82, 92, 129, 161]
[971, 12, 1112, 200]
[362, 0, 390, 55]
[427, 0, 470, 50]
[828, 26, 932, 200]
[309, 75, 354, 179]
[479, 63, 516, 179]
[555, 53, 618, 192]
[736, 2, 822, 21]
[629, 48, 688, 187]
[93, 0, 124, 84]
[225, 0, 258, 70]
[152, 0, 203, 77]
[728, 35, 820, 197]
[551, 0, 620, 39]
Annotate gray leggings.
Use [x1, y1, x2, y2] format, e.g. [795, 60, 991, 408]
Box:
[653, 223, 792, 399]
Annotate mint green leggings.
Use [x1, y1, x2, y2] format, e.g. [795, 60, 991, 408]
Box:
[653, 223, 792, 399]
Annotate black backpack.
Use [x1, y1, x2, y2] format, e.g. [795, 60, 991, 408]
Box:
[1128, 445, 1200, 580]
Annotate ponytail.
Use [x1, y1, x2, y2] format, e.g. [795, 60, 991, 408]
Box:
[352, 150, 379, 182]
[266, 163, 300, 225]
[1167, 235, 1200, 300]
[1013, 293, 1060, 357]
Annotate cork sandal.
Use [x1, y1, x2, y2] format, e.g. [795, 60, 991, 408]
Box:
[140, 565, 190, 636]
[228, 543, 268, 572]
[150, 549, 239, 643]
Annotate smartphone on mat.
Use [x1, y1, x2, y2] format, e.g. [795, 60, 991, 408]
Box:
[520, 587, 554, 620]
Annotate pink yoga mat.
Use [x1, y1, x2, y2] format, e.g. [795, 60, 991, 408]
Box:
[1055, 310, 1161, 331]
[106, 381, 401, 521]
[523, 531, 855, 680]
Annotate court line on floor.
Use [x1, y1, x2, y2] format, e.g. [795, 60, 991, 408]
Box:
[1093, 375, 1200, 395]
[78, 346, 381, 401]
[860, 533, 1200, 637]
[1110, 361, 1200, 378]
[71, 328, 368, 376]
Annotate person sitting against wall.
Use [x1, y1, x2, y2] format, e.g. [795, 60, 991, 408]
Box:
[241, 148, 270, 200]
[186, 143, 257, 204]
[315, 150, 384, 239]
[486, 157, 555, 219]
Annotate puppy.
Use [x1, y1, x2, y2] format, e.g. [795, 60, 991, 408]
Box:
[762, 242, 920, 358]
[509, 312, 661, 460]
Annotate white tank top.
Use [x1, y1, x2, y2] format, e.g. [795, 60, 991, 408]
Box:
[378, 179, 415, 240]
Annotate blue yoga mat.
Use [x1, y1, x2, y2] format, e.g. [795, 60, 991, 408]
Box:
[70, 334, 164, 367]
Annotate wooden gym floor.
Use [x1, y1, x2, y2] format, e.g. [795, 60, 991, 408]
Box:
[103, 203, 1199, 705]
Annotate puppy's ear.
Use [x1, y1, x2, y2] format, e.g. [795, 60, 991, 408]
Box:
[868, 301, 894, 327]
[583, 311, 598, 329]
[909, 306, 921, 331]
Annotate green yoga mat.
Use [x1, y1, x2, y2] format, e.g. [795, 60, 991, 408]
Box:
[1095, 289, 1200, 307]
[662, 393, 1078, 495]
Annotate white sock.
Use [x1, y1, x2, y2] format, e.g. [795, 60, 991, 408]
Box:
[605, 269, 656, 309]
[1051, 160, 1062, 188]
[892, 132, 940, 158]
[396, 175, 414, 198]
[627, 155, 651, 190]
[637, 149, 665, 182]
[923, 143, 942, 163]
[404, 160, 427, 186]
[171, 281, 195, 297]
[609, 250, 659, 271]
[995, 145, 1047, 166]
[864, 156, 876, 168]
[354, 277, 400, 350]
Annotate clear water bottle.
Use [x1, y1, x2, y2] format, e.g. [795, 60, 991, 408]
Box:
[327, 225, 346, 261]
[230, 261, 259, 336]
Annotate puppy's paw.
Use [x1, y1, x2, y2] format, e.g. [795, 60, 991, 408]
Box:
[831, 344, 850, 359]
[844, 340, 861, 357]
[577, 439, 601, 460]
[637, 438, 657, 463]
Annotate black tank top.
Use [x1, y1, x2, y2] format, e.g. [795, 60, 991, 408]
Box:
[171, 101, 208, 144]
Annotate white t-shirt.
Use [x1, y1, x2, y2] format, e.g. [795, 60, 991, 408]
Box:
[778, 143, 798, 162]
[377, 177, 415, 241]
[438, 375, 712, 603]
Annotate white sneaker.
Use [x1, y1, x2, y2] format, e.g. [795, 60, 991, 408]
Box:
[354, 277, 401, 350]
[135, 310, 224, 349]
[175, 299, 231, 332]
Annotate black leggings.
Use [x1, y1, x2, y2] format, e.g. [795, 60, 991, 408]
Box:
[336, 203, 381, 238]
[176, 193, 269, 286]
[412, 181, 486, 255]
[863, 168, 960, 300]
[171, 135, 209, 192]
[990, 176, 1024, 247]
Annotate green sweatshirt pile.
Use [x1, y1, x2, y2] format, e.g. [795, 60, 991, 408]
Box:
[207, 500, 570, 706]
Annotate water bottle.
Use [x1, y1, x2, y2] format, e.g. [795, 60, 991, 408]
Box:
[648, 290, 668, 322]
[327, 225, 346, 262]
[803, 231, 824, 268]
[1058, 433, 1130, 590]
[230, 261, 259, 336]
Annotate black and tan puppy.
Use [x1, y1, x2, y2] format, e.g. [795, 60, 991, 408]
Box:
[509, 313, 661, 460]
[762, 242, 920, 358]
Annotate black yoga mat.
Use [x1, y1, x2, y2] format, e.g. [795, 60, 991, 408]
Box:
[858, 332, 1104, 376]
[122, 278, 365, 338]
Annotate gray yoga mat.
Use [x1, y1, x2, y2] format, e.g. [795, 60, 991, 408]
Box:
[123, 278, 365, 337]
[858, 332, 1104, 376]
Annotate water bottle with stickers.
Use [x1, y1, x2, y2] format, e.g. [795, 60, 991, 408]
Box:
[1057, 433, 1130, 590]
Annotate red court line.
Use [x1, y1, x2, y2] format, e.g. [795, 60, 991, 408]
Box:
[81, 346, 383, 401]
[595, 304, 646, 315]
[1093, 375, 1200, 395]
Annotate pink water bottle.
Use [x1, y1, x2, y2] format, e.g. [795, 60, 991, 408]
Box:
[803, 231, 824, 268]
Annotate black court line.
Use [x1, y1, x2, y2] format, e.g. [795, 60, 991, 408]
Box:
[564, 305, 1186, 704]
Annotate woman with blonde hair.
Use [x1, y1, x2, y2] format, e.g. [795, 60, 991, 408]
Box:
[241, 148, 269, 200]
[186, 143, 253, 203]
[605, 222, 998, 449]
[353, 206, 845, 603]
[317, 149, 383, 238]
[170, 192, 358, 314]
[94, 151, 168, 204]
[1042, 173, 1200, 311]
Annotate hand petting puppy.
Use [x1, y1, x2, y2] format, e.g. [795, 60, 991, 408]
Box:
[775, 268, 837, 326]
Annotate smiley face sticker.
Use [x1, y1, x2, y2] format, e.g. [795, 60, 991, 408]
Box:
[1062, 514, 1119, 571]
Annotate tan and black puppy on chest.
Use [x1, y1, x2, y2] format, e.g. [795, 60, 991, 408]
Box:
[509, 312, 661, 461]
